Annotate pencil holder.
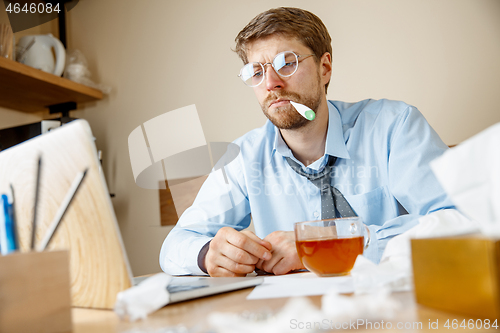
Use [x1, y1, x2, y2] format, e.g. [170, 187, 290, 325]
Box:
[0, 250, 72, 333]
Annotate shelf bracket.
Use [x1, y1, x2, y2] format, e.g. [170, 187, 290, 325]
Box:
[49, 101, 77, 124]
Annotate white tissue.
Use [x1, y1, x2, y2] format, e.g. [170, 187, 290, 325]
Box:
[431, 122, 500, 236]
[350, 255, 412, 294]
[114, 273, 172, 322]
[381, 209, 479, 262]
[208, 297, 323, 333]
[322, 287, 401, 320]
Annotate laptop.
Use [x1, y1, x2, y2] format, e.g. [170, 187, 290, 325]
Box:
[0, 120, 133, 309]
[133, 275, 264, 303]
[0, 119, 262, 308]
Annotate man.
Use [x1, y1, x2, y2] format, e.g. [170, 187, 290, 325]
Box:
[160, 7, 453, 277]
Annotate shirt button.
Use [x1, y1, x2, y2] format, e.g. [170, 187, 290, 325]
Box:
[314, 212, 319, 218]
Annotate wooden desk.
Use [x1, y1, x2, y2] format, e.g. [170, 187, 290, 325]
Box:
[73, 288, 496, 332]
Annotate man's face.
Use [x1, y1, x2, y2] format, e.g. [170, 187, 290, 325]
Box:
[245, 35, 327, 130]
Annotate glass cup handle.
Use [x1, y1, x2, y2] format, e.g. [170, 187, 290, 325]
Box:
[364, 225, 371, 250]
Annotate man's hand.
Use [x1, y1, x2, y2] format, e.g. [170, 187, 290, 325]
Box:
[205, 227, 272, 277]
[256, 231, 304, 275]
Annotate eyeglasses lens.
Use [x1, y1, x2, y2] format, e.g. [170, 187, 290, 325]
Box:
[240, 51, 299, 87]
[274, 51, 298, 77]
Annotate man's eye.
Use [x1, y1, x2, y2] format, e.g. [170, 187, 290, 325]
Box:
[254, 71, 263, 78]
[284, 61, 296, 67]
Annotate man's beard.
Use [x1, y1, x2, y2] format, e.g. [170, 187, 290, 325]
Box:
[261, 83, 322, 130]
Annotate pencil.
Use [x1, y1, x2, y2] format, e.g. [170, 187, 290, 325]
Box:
[9, 184, 19, 251]
[31, 156, 42, 250]
[38, 168, 89, 251]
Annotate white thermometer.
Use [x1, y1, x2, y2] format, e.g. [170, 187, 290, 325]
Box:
[290, 101, 316, 121]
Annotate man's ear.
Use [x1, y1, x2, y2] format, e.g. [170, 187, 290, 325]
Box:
[319, 52, 332, 86]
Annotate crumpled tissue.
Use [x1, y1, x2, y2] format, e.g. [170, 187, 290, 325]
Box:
[209, 287, 402, 331]
[114, 273, 172, 322]
[208, 297, 323, 333]
[381, 209, 479, 262]
[322, 287, 401, 321]
[431, 122, 500, 236]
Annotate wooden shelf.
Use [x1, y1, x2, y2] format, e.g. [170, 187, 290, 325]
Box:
[0, 56, 103, 113]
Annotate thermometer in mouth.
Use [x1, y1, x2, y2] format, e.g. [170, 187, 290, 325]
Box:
[290, 101, 316, 121]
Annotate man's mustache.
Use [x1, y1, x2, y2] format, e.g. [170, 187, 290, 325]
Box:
[264, 91, 302, 109]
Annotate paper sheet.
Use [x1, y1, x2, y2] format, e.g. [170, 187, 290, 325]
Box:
[247, 272, 354, 300]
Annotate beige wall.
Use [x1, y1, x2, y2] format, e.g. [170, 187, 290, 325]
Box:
[2, 0, 500, 275]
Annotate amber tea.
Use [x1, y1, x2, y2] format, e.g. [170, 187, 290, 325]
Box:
[294, 218, 369, 277]
[296, 236, 364, 276]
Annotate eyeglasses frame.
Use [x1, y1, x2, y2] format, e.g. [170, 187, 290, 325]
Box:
[238, 51, 316, 87]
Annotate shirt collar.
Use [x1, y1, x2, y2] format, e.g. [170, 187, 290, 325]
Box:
[273, 100, 351, 160]
[274, 128, 292, 157]
[325, 100, 350, 160]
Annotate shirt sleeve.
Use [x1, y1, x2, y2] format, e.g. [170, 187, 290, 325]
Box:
[365, 105, 455, 262]
[159, 151, 251, 275]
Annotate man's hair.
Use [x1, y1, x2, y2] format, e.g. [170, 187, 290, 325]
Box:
[234, 7, 332, 92]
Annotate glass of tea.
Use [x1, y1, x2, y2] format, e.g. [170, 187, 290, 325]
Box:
[294, 217, 370, 277]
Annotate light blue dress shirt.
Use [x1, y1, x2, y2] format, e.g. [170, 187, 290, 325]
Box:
[160, 99, 454, 275]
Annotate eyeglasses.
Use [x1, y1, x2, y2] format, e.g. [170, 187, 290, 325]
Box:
[238, 51, 315, 87]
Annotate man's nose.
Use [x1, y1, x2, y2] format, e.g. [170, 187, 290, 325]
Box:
[264, 65, 284, 90]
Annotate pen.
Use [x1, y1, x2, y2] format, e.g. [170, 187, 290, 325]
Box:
[2, 194, 17, 254]
[31, 156, 42, 250]
[10, 184, 19, 251]
[38, 168, 89, 251]
[0, 195, 6, 255]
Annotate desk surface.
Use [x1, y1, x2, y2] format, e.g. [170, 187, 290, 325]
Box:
[72, 288, 496, 333]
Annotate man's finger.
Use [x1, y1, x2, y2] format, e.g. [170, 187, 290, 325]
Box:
[261, 252, 283, 273]
[217, 254, 256, 275]
[220, 242, 260, 265]
[206, 248, 255, 276]
[241, 230, 273, 251]
[255, 258, 264, 271]
[226, 230, 271, 260]
[211, 266, 247, 277]
[269, 257, 290, 275]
